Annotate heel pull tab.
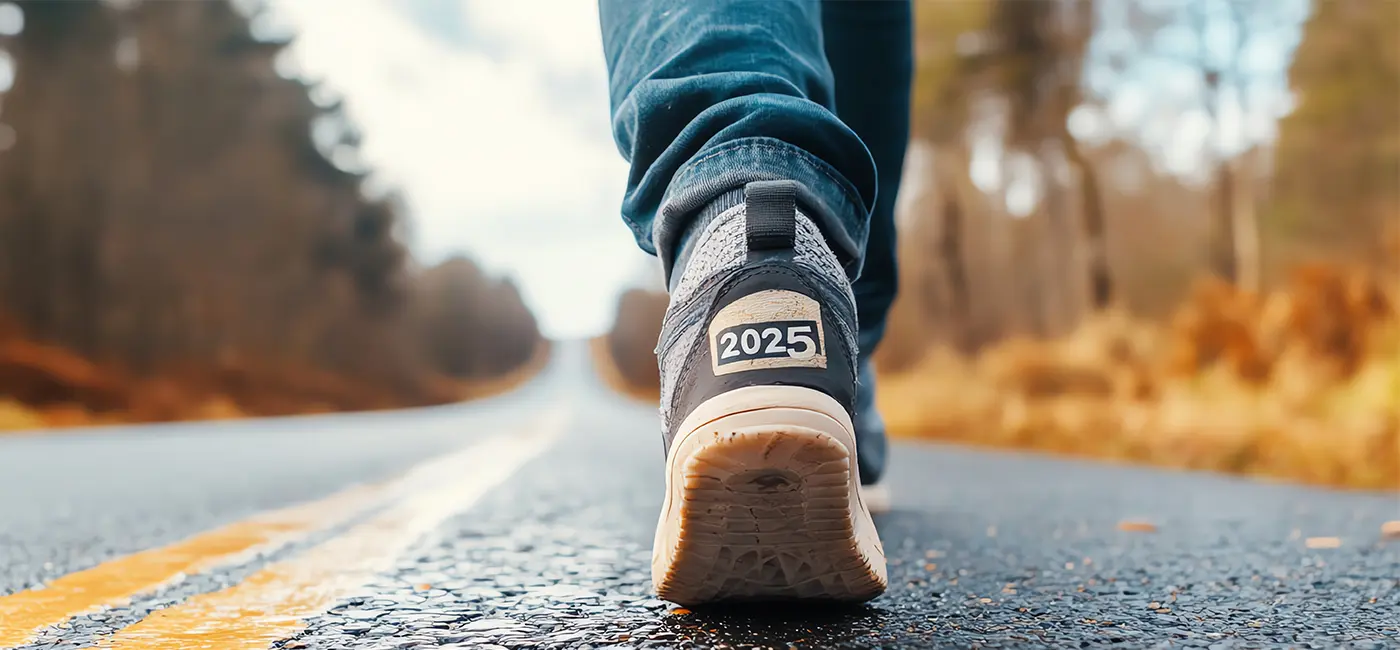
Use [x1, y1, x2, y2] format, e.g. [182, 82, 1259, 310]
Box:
[744, 180, 798, 252]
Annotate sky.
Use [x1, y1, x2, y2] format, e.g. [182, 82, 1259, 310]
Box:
[265, 0, 652, 340]
[966, 0, 1307, 216]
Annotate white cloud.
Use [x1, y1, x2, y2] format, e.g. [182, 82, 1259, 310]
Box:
[269, 0, 641, 339]
[461, 0, 604, 74]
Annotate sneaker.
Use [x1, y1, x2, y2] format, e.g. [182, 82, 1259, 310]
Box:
[651, 180, 887, 605]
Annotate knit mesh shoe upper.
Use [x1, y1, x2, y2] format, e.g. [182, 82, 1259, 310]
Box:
[649, 181, 888, 605]
[655, 181, 860, 458]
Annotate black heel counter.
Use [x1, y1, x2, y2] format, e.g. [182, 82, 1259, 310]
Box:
[664, 261, 857, 443]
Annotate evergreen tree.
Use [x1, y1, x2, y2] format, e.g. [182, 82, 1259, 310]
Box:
[0, 0, 540, 413]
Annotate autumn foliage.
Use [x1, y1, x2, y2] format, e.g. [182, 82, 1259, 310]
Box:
[877, 265, 1398, 490]
[602, 289, 669, 398]
[0, 1, 542, 430]
[598, 264, 1398, 489]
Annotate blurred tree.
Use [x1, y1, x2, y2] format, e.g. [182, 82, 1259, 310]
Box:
[882, 0, 1112, 364]
[991, 0, 1113, 317]
[1117, 0, 1283, 291]
[0, 0, 540, 412]
[1268, 0, 1399, 275]
[411, 257, 540, 380]
[0, 0, 118, 356]
[901, 0, 991, 353]
[605, 288, 667, 393]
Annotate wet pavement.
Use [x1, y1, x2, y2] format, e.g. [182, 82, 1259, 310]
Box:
[2, 343, 1398, 649]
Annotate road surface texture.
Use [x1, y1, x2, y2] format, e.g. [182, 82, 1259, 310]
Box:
[1, 343, 1396, 649]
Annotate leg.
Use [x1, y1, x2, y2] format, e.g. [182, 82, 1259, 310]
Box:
[823, 0, 914, 486]
[599, 0, 876, 282]
[601, 0, 889, 604]
[822, 0, 912, 358]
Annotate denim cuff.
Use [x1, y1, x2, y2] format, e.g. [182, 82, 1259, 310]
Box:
[653, 136, 869, 282]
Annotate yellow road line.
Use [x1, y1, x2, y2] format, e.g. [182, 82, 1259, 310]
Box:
[91, 410, 565, 650]
[0, 483, 383, 647]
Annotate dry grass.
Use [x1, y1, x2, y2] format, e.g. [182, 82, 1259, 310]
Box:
[0, 399, 45, 430]
[0, 337, 551, 434]
[880, 264, 1399, 490]
[587, 264, 1398, 489]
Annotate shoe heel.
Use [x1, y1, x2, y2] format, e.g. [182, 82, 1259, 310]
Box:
[652, 386, 887, 604]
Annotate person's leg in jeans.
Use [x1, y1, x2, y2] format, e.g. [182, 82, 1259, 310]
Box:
[822, 0, 913, 487]
[599, 0, 906, 605]
[599, 0, 874, 275]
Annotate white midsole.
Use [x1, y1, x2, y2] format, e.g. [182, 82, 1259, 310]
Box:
[652, 385, 885, 591]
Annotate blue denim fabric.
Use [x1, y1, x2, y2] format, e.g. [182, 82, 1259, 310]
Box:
[823, 0, 912, 360]
[600, 0, 872, 277]
[599, 0, 910, 347]
[825, 0, 912, 484]
[600, 0, 911, 483]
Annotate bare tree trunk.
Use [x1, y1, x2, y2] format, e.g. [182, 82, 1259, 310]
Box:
[1011, 217, 1046, 336]
[972, 168, 1014, 348]
[933, 148, 971, 345]
[1232, 149, 1262, 293]
[1059, 129, 1113, 310]
[1039, 147, 1076, 334]
[1210, 158, 1240, 283]
[940, 194, 970, 319]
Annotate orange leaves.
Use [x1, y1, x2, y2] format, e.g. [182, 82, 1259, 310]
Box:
[878, 264, 1400, 490]
[0, 399, 45, 431]
[0, 315, 543, 433]
[0, 339, 128, 412]
[1168, 264, 1395, 384]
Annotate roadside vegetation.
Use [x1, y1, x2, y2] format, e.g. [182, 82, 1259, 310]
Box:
[876, 267, 1398, 490]
[0, 1, 543, 431]
[597, 0, 1399, 490]
[596, 266, 1398, 490]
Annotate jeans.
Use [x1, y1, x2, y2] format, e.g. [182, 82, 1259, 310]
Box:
[600, 0, 912, 482]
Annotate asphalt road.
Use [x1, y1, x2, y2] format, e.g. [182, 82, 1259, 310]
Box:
[1, 342, 1397, 649]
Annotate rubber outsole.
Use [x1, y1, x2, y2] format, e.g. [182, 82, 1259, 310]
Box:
[653, 386, 887, 605]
